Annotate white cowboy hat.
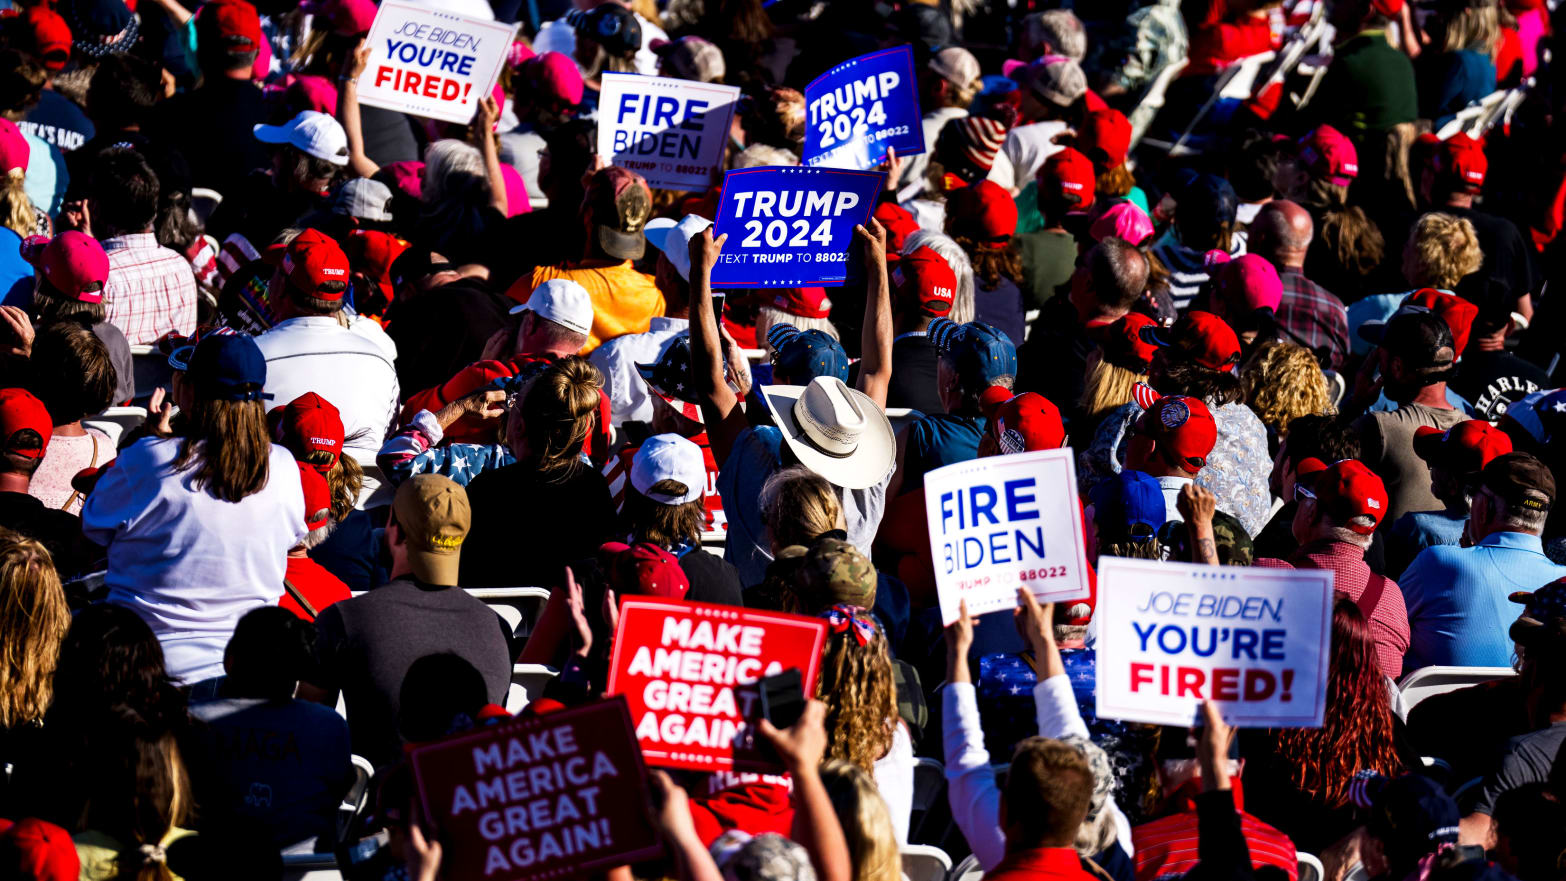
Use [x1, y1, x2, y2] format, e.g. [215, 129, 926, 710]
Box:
[761, 376, 895, 490]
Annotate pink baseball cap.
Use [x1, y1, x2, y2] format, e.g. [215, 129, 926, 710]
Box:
[526, 51, 585, 107]
[23, 231, 109, 303]
[0, 119, 27, 177]
[1089, 201, 1154, 245]
[379, 161, 425, 200]
[285, 74, 338, 115]
[1297, 125, 1359, 186]
[500, 163, 531, 217]
[1214, 253, 1283, 313]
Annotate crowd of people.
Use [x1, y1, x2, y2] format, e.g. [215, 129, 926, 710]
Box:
[1, 0, 1566, 879]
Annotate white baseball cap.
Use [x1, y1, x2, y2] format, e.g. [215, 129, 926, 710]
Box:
[630, 433, 706, 504]
[254, 110, 350, 167]
[510, 278, 594, 336]
[644, 214, 712, 283]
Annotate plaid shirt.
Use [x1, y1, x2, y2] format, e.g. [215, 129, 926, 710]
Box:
[103, 233, 198, 346]
[1275, 268, 1350, 370]
[1257, 539, 1410, 678]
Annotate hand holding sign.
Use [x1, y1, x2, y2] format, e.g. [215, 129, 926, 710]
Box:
[711, 166, 883, 288]
[599, 73, 741, 191]
[356, 1, 517, 125]
[804, 46, 925, 170]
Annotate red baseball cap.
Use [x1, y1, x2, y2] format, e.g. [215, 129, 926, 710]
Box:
[1214, 253, 1283, 314]
[1, 816, 80, 880]
[279, 229, 351, 301]
[274, 391, 344, 472]
[946, 179, 1018, 244]
[1371, 0, 1405, 17]
[770, 286, 832, 320]
[992, 391, 1066, 454]
[1404, 288, 1478, 356]
[599, 541, 690, 600]
[1140, 310, 1242, 371]
[894, 246, 958, 316]
[1136, 394, 1217, 475]
[22, 6, 72, 72]
[197, 0, 262, 54]
[298, 463, 331, 531]
[345, 229, 411, 307]
[0, 388, 51, 459]
[1088, 311, 1160, 371]
[1431, 133, 1487, 193]
[23, 231, 109, 304]
[874, 202, 919, 262]
[1414, 420, 1513, 475]
[1297, 458, 1387, 534]
[1079, 108, 1132, 170]
[1038, 146, 1096, 211]
[1297, 125, 1359, 187]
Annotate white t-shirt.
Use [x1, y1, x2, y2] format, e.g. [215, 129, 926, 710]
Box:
[82, 439, 306, 684]
[1157, 475, 1195, 526]
[986, 121, 1068, 193]
[255, 316, 400, 508]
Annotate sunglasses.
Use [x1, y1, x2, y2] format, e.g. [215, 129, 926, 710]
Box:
[1294, 483, 1317, 503]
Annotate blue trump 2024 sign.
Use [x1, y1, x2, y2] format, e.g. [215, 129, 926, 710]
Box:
[803, 46, 924, 170]
[711, 166, 882, 288]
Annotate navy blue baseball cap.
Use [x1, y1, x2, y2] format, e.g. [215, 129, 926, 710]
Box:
[767, 324, 850, 384]
[1176, 173, 1238, 231]
[187, 332, 272, 403]
[929, 317, 1018, 388]
[1089, 469, 1167, 541]
[1366, 774, 1459, 862]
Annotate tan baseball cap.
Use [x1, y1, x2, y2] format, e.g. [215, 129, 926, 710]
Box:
[928, 47, 981, 91]
[393, 475, 471, 586]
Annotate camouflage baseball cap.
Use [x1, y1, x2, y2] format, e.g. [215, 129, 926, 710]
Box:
[1160, 510, 1254, 566]
[795, 538, 877, 611]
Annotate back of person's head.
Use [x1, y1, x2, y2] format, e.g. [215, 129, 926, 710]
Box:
[224, 606, 315, 701]
[28, 319, 116, 425]
[1436, 0, 1499, 54]
[398, 652, 491, 744]
[1231, 131, 1282, 204]
[82, 710, 192, 881]
[1273, 600, 1402, 808]
[623, 434, 707, 549]
[760, 466, 844, 551]
[739, 86, 806, 154]
[1308, 181, 1384, 284]
[815, 605, 895, 774]
[422, 139, 487, 208]
[0, 387, 51, 478]
[175, 333, 273, 503]
[88, 147, 159, 238]
[1490, 783, 1566, 881]
[819, 760, 901, 881]
[903, 231, 976, 325]
[1281, 414, 1359, 468]
[51, 604, 186, 734]
[85, 53, 160, 131]
[1004, 737, 1094, 849]
[1242, 341, 1332, 436]
[0, 534, 69, 729]
[1088, 237, 1149, 314]
[194, 0, 262, 74]
[1027, 9, 1086, 60]
[0, 48, 44, 122]
[516, 356, 601, 476]
[1403, 212, 1482, 289]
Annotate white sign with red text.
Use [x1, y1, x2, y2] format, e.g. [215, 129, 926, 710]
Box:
[357, 1, 517, 125]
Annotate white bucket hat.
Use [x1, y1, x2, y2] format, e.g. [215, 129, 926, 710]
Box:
[761, 376, 895, 490]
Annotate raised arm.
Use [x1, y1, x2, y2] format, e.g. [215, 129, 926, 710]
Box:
[688, 227, 747, 465]
[855, 219, 892, 408]
[337, 41, 381, 180]
[759, 700, 853, 881]
[473, 96, 509, 216]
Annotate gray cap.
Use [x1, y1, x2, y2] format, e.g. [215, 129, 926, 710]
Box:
[332, 178, 395, 223]
[927, 47, 981, 91]
[1027, 56, 1087, 107]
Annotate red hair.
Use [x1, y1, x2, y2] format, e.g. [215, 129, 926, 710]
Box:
[1271, 598, 1405, 808]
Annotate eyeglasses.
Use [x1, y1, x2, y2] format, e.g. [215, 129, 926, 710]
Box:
[1294, 483, 1317, 503]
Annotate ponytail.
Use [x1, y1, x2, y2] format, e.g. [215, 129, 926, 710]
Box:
[327, 452, 364, 521]
[1, 169, 33, 238]
[521, 356, 602, 481]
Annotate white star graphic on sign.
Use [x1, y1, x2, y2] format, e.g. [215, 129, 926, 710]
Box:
[1554, 401, 1566, 413]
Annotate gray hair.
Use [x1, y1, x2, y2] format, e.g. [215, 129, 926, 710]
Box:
[423, 139, 486, 206]
[1027, 10, 1087, 61]
[903, 230, 975, 325]
[755, 307, 839, 356]
[732, 144, 800, 170]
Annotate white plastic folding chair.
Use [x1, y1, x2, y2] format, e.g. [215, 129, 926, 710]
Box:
[279, 852, 341, 881]
[900, 844, 952, 881]
[83, 405, 148, 447]
[1397, 665, 1516, 716]
[465, 586, 552, 639]
[1128, 58, 1190, 148]
[1297, 852, 1326, 881]
[190, 187, 224, 228]
[909, 757, 946, 843]
[948, 853, 985, 881]
[506, 663, 560, 713]
[886, 407, 918, 436]
[1435, 88, 1509, 140]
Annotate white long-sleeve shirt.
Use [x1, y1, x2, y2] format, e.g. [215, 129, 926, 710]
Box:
[874, 721, 915, 844]
[943, 677, 1135, 871]
[82, 439, 307, 684]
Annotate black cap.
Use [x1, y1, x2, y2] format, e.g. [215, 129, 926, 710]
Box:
[1358, 304, 1455, 369]
[1175, 173, 1238, 232]
[1479, 451, 1556, 511]
[567, 5, 641, 57]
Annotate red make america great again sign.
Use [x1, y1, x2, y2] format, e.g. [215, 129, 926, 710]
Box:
[606, 596, 829, 772]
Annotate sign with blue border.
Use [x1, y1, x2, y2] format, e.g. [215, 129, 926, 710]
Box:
[711, 166, 882, 288]
[803, 46, 924, 170]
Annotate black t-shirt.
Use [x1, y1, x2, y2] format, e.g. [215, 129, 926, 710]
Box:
[360, 105, 420, 167]
[1017, 295, 1094, 425]
[206, 170, 324, 251]
[310, 577, 513, 766]
[1449, 205, 1535, 306]
[384, 279, 513, 400]
[886, 333, 943, 415]
[460, 460, 618, 588]
[680, 549, 744, 606]
[1452, 350, 1552, 421]
[155, 78, 269, 201]
[0, 491, 101, 578]
[20, 89, 94, 153]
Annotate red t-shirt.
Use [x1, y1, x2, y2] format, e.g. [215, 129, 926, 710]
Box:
[281, 555, 351, 621]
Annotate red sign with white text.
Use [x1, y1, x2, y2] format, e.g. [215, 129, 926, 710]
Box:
[606, 597, 829, 772]
[411, 698, 662, 881]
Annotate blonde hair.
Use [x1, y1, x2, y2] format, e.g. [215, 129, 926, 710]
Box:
[519, 356, 602, 479]
[760, 466, 844, 548]
[0, 535, 69, 728]
[1079, 350, 1147, 428]
[1, 169, 32, 237]
[755, 306, 840, 356]
[821, 760, 902, 881]
[1243, 342, 1333, 436]
[1442, 4, 1499, 55]
[327, 453, 363, 521]
[1403, 212, 1482, 289]
[815, 609, 896, 774]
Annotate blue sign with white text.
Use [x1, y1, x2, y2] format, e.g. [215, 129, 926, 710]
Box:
[803, 46, 924, 170]
[711, 166, 883, 288]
